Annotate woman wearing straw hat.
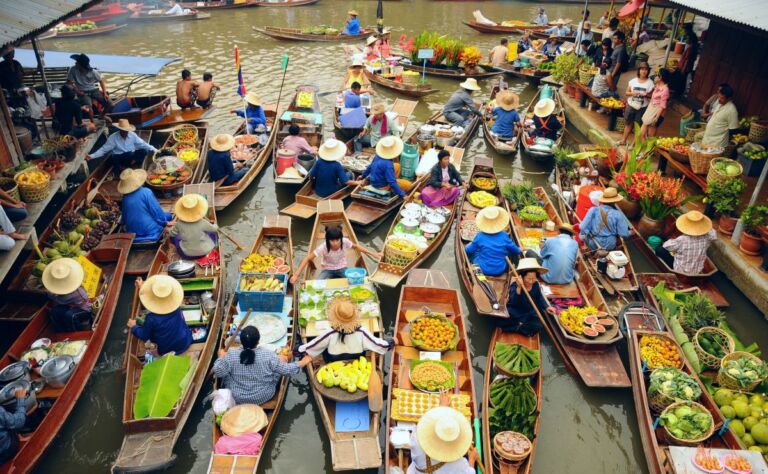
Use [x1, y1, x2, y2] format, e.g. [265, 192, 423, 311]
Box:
[529, 97, 562, 141]
[307, 139, 358, 198]
[359, 136, 412, 198]
[86, 119, 157, 171]
[298, 297, 391, 362]
[578, 187, 631, 251]
[342, 57, 373, 92]
[169, 193, 218, 259]
[465, 206, 521, 277]
[118, 168, 173, 243]
[420, 150, 465, 207]
[291, 226, 380, 283]
[443, 79, 481, 128]
[42, 258, 94, 332]
[354, 102, 397, 153]
[655, 211, 717, 275]
[488, 90, 522, 140]
[341, 9, 361, 35]
[208, 133, 249, 187]
[233, 91, 267, 135]
[128, 275, 192, 356]
[542, 35, 562, 59]
[504, 258, 555, 335]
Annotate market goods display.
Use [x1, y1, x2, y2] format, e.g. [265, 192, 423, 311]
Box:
[714, 390, 768, 453]
[678, 293, 725, 336]
[599, 97, 624, 109]
[467, 191, 498, 209]
[410, 313, 458, 352]
[718, 353, 768, 391]
[558, 305, 612, 338]
[656, 137, 687, 149]
[639, 334, 684, 369]
[490, 377, 537, 415]
[470, 176, 497, 191]
[296, 90, 315, 108]
[694, 327, 735, 369]
[518, 205, 547, 226]
[349, 286, 375, 302]
[298, 283, 380, 327]
[537, 62, 555, 72]
[315, 357, 371, 393]
[692, 447, 724, 473]
[494, 342, 540, 376]
[240, 254, 289, 274]
[732, 134, 750, 145]
[738, 143, 768, 160]
[660, 401, 714, 445]
[459, 219, 479, 241]
[146, 156, 192, 189]
[723, 453, 753, 473]
[173, 125, 198, 143]
[384, 237, 419, 266]
[391, 388, 471, 422]
[230, 143, 257, 161]
[15, 169, 50, 202]
[300, 25, 340, 35]
[239, 274, 285, 292]
[21, 339, 86, 367]
[60, 21, 97, 32]
[234, 134, 260, 146]
[41, 135, 77, 159]
[409, 360, 455, 392]
[177, 148, 199, 163]
[740, 116, 760, 129]
[488, 403, 538, 441]
[502, 181, 537, 210]
[494, 431, 532, 461]
[648, 367, 701, 412]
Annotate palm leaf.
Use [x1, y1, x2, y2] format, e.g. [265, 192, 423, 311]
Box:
[133, 354, 191, 419]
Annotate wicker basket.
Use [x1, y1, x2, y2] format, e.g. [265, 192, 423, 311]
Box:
[14, 169, 50, 203]
[748, 120, 768, 144]
[614, 117, 626, 134]
[689, 146, 723, 174]
[685, 122, 706, 142]
[0, 177, 20, 201]
[384, 239, 418, 267]
[706, 158, 742, 185]
[493, 432, 532, 462]
[661, 401, 715, 447]
[718, 351, 767, 392]
[647, 369, 680, 413]
[578, 68, 595, 85]
[693, 327, 734, 370]
[172, 124, 199, 144]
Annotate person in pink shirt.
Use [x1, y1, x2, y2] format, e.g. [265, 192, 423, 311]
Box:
[640, 68, 670, 139]
[280, 124, 317, 161]
[290, 227, 380, 282]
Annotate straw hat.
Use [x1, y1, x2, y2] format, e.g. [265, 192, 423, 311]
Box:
[366, 36, 378, 46]
[371, 102, 387, 115]
[114, 118, 136, 132]
[318, 138, 347, 162]
[279, 167, 302, 179]
[139, 274, 184, 315]
[533, 98, 555, 118]
[244, 91, 262, 107]
[558, 223, 575, 235]
[516, 257, 549, 275]
[554, 18, 567, 26]
[375, 135, 403, 160]
[496, 90, 519, 111]
[42, 258, 84, 295]
[117, 168, 148, 195]
[459, 78, 481, 91]
[327, 297, 361, 333]
[350, 57, 364, 68]
[416, 407, 473, 463]
[210, 133, 235, 152]
[174, 193, 208, 222]
[348, 9, 358, 16]
[598, 187, 624, 203]
[676, 210, 713, 236]
[475, 206, 510, 234]
[220, 404, 268, 437]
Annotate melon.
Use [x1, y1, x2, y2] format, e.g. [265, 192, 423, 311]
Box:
[584, 316, 598, 325]
[274, 257, 285, 266]
[582, 327, 599, 338]
[277, 265, 290, 273]
[592, 323, 606, 333]
[597, 318, 614, 327]
[266, 266, 278, 273]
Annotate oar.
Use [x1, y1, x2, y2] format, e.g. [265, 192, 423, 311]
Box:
[86, 170, 113, 204]
[206, 307, 253, 381]
[120, 278, 142, 373]
[368, 352, 383, 413]
[218, 228, 245, 250]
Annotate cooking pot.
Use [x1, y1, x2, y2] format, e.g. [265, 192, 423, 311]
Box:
[426, 212, 446, 228]
[0, 361, 30, 386]
[400, 218, 420, 232]
[167, 260, 196, 279]
[40, 355, 76, 388]
[0, 379, 35, 412]
[420, 223, 441, 239]
[399, 209, 421, 221]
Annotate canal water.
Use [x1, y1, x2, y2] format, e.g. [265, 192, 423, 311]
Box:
[29, 1, 768, 473]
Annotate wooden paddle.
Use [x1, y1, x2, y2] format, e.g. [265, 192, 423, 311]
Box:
[218, 228, 245, 250]
[86, 169, 112, 204]
[120, 278, 142, 373]
[206, 307, 253, 381]
[368, 352, 383, 413]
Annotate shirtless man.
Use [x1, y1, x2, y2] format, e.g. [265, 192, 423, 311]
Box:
[175, 69, 198, 109]
[196, 73, 220, 108]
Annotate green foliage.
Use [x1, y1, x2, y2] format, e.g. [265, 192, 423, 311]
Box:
[706, 179, 746, 216]
[519, 205, 548, 223]
[502, 181, 537, 209]
[553, 146, 577, 171]
[133, 355, 191, 419]
[409, 31, 466, 67]
[741, 204, 768, 234]
[551, 53, 580, 83]
[680, 292, 725, 336]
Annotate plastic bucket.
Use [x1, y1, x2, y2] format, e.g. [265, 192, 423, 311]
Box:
[276, 148, 297, 176]
[345, 268, 367, 285]
[575, 184, 603, 221]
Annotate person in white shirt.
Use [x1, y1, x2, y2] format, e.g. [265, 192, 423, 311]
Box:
[620, 62, 654, 145]
[701, 83, 739, 148]
[532, 8, 548, 25]
[598, 10, 610, 28]
[602, 17, 619, 41]
[165, 1, 189, 15]
[86, 119, 157, 170]
[574, 20, 594, 45]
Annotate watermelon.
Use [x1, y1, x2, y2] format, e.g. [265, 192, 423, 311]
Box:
[266, 266, 278, 273]
[597, 318, 614, 327]
[277, 265, 290, 273]
[273, 257, 285, 266]
[584, 316, 598, 325]
[583, 327, 599, 338]
[592, 323, 606, 333]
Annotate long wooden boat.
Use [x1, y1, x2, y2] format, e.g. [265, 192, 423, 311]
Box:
[520, 87, 565, 161]
[179, 0, 257, 10]
[384, 269, 478, 473]
[147, 106, 215, 130]
[64, 3, 132, 25]
[364, 69, 439, 98]
[483, 86, 520, 156]
[482, 329, 542, 474]
[297, 199, 384, 471]
[207, 215, 293, 474]
[107, 96, 172, 129]
[509, 186, 630, 388]
[455, 157, 512, 317]
[401, 62, 503, 80]
[0, 234, 132, 472]
[129, 10, 210, 22]
[55, 23, 127, 38]
[280, 179, 354, 219]
[113, 182, 224, 473]
[463, 20, 546, 34]
[489, 63, 548, 83]
[252, 0, 320, 6]
[334, 98, 417, 142]
[273, 85, 324, 186]
[253, 26, 369, 42]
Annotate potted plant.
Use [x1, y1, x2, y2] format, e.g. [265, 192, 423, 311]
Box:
[634, 171, 699, 238]
[552, 53, 580, 96]
[502, 181, 537, 211]
[706, 179, 746, 235]
[553, 146, 578, 184]
[739, 205, 766, 255]
[610, 128, 654, 219]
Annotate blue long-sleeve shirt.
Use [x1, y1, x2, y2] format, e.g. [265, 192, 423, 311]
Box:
[90, 131, 156, 160]
[309, 159, 350, 198]
[579, 204, 631, 251]
[132, 308, 192, 356]
[235, 105, 267, 134]
[491, 108, 520, 137]
[344, 90, 361, 108]
[343, 17, 360, 35]
[361, 155, 405, 198]
[465, 231, 521, 277]
[208, 149, 235, 183]
[0, 398, 25, 455]
[121, 187, 172, 243]
[540, 234, 579, 284]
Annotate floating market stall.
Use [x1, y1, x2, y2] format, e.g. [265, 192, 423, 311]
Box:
[273, 86, 324, 186]
[253, 26, 369, 42]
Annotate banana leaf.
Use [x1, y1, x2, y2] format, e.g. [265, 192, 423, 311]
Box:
[133, 354, 191, 419]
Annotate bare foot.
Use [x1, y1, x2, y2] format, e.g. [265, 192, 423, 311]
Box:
[9, 232, 28, 241]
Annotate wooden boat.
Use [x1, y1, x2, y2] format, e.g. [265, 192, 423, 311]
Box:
[64, 3, 132, 25]
[252, 0, 320, 6]
[0, 234, 132, 472]
[129, 10, 210, 22]
[364, 69, 438, 98]
[280, 179, 354, 219]
[384, 269, 477, 473]
[179, 0, 257, 10]
[455, 157, 513, 317]
[207, 215, 294, 474]
[297, 199, 384, 471]
[481, 329, 542, 474]
[334, 102, 368, 142]
[273, 85, 324, 186]
[54, 23, 127, 38]
[113, 183, 224, 473]
[401, 62, 503, 80]
[489, 63, 548, 83]
[520, 86, 564, 161]
[483, 86, 520, 156]
[508, 186, 630, 388]
[335, 97, 417, 144]
[253, 26, 369, 42]
[106, 96, 173, 129]
[148, 106, 215, 130]
[463, 20, 546, 34]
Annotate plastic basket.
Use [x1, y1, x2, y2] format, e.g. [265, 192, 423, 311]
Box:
[661, 401, 714, 447]
[749, 120, 768, 144]
[0, 177, 19, 201]
[236, 272, 287, 312]
[706, 158, 742, 185]
[14, 169, 50, 203]
[693, 327, 734, 370]
[718, 351, 767, 392]
[344, 268, 367, 285]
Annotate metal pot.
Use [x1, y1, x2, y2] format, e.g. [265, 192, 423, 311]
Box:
[399, 209, 421, 221]
[426, 212, 446, 228]
[40, 355, 76, 388]
[0, 361, 30, 386]
[400, 218, 420, 232]
[167, 260, 196, 279]
[0, 379, 35, 412]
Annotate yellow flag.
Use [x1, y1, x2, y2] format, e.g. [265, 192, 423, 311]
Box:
[507, 42, 519, 62]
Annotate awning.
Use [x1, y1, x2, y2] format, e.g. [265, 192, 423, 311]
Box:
[668, 0, 768, 33]
[14, 49, 180, 76]
[0, 0, 101, 51]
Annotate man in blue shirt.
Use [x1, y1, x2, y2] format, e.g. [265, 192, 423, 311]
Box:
[539, 224, 579, 284]
[532, 8, 548, 25]
[309, 139, 357, 198]
[545, 20, 570, 37]
[360, 136, 409, 198]
[342, 10, 360, 35]
[465, 206, 521, 276]
[208, 133, 248, 186]
[233, 91, 267, 134]
[489, 90, 521, 139]
[344, 82, 363, 108]
[118, 168, 172, 243]
[579, 187, 631, 251]
[0, 387, 27, 463]
[86, 119, 157, 170]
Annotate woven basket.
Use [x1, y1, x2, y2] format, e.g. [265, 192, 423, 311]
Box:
[172, 124, 199, 144]
[578, 69, 595, 85]
[661, 401, 715, 447]
[0, 177, 20, 201]
[718, 351, 767, 392]
[614, 117, 626, 134]
[14, 169, 50, 203]
[647, 368, 680, 413]
[384, 240, 418, 267]
[749, 120, 768, 144]
[493, 432, 532, 462]
[685, 122, 706, 142]
[706, 158, 742, 185]
[693, 327, 734, 370]
[689, 147, 722, 174]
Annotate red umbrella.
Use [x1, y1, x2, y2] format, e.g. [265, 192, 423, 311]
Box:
[618, 0, 644, 19]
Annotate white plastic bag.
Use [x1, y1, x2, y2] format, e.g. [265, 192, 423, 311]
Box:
[415, 148, 439, 177]
[212, 389, 236, 415]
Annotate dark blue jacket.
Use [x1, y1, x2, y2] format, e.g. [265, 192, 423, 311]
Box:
[309, 159, 349, 198]
[132, 308, 192, 355]
[208, 149, 235, 182]
[121, 187, 172, 243]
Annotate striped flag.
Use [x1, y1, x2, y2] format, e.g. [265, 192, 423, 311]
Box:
[234, 46, 246, 97]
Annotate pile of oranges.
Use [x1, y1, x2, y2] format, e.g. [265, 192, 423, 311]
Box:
[639, 334, 682, 369]
[411, 315, 456, 351]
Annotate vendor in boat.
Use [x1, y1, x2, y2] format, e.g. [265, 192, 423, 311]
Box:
[209, 133, 249, 187]
[53, 85, 94, 140]
[308, 139, 357, 198]
[465, 206, 521, 276]
[165, 1, 190, 15]
[169, 193, 218, 259]
[364, 36, 379, 61]
[214, 326, 313, 405]
[488, 38, 509, 67]
[542, 35, 562, 59]
[655, 211, 717, 275]
[175, 69, 199, 109]
[344, 82, 364, 108]
[578, 187, 631, 251]
[545, 19, 570, 37]
[281, 124, 317, 161]
[443, 78, 482, 128]
[42, 258, 94, 331]
[118, 168, 173, 243]
[530, 98, 562, 141]
[517, 32, 532, 54]
[86, 119, 157, 170]
[291, 226, 381, 283]
[342, 58, 372, 92]
[359, 136, 413, 198]
[532, 8, 548, 25]
[232, 92, 268, 135]
[504, 258, 556, 335]
[420, 150, 465, 207]
[368, 29, 393, 59]
[341, 10, 361, 36]
[67, 53, 111, 120]
[129, 275, 192, 356]
[354, 102, 398, 154]
[0, 385, 27, 463]
[489, 90, 522, 139]
[537, 224, 578, 285]
[298, 297, 391, 362]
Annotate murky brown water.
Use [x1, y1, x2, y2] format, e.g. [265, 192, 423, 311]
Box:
[29, 2, 768, 473]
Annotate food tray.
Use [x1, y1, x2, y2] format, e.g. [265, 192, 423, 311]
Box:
[408, 315, 460, 352]
[409, 359, 456, 393]
[391, 388, 471, 422]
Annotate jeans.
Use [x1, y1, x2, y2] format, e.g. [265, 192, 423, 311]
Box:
[353, 135, 371, 153]
[2, 206, 27, 222]
[112, 149, 149, 170]
[444, 109, 472, 127]
[222, 167, 249, 186]
[319, 268, 347, 279]
[0, 207, 17, 251]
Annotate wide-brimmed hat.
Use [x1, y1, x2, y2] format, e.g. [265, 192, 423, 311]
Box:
[558, 223, 575, 235]
[676, 210, 712, 236]
[114, 118, 136, 132]
[459, 78, 481, 91]
[516, 257, 549, 275]
[139, 274, 184, 315]
[554, 18, 567, 25]
[348, 9, 358, 16]
[220, 404, 268, 437]
[244, 91, 262, 107]
[174, 193, 208, 222]
[69, 53, 90, 66]
[117, 168, 147, 194]
[42, 258, 84, 295]
[475, 206, 510, 234]
[327, 297, 361, 333]
[350, 57, 364, 68]
[366, 36, 378, 46]
[371, 102, 387, 115]
[416, 407, 473, 463]
[533, 98, 555, 118]
[210, 133, 235, 152]
[375, 135, 403, 159]
[318, 138, 347, 162]
[599, 187, 624, 203]
[496, 90, 519, 111]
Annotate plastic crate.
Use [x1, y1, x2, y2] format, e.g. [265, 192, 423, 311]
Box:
[236, 272, 287, 312]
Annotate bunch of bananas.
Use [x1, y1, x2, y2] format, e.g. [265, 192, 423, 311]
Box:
[240, 253, 277, 273]
[239, 275, 284, 292]
[558, 306, 598, 335]
[468, 191, 497, 209]
[387, 238, 417, 253]
[732, 134, 750, 145]
[316, 357, 372, 393]
[599, 97, 624, 109]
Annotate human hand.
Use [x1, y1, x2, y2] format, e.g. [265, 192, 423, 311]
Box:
[218, 349, 227, 359]
[438, 389, 450, 407]
[134, 277, 143, 288]
[468, 447, 479, 465]
[14, 389, 27, 399]
[85, 154, 92, 161]
[278, 353, 290, 363]
[299, 355, 313, 367]
[166, 220, 176, 227]
[546, 306, 556, 315]
[127, 319, 137, 329]
[289, 274, 298, 285]
[374, 252, 383, 260]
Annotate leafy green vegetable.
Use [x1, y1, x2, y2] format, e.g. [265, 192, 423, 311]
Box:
[501, 181, 537, 210]
[489, 407, 538, 440]
[518, 205, 548, 224]
[679, 293, 724, 336]
[133, 355, 191, 419]
[490, 377, 537, 416]
[648, 368, 701, 401]
[722, 356, 768, 388]
[660, 403, 712, 440]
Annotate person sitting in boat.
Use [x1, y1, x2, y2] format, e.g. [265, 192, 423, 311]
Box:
[214, 326, 313, 405]
[344, 82, 364, 109]
[444, 78, 482, 128]
[67, 53, 111, 120]
[196, 72, 220, 108]
[281, 124, 317, 163]
[532, 8, 548, 25]
[364, 36, 379, 61]
[298, 297, 391, 362]
[169, 194, 218, 259]
[542, 36, 562, 59]
[129, 275, 192, 356]
[176, 69, 199, 109]
[42, 258, 94, 332]
[86, 119, 157, 170]
[52, 84, 94, 140]
[545, 19, 570, 37]
[165, 1, 191, 15]
[655, 211, 717, 275]
[291, 226, 380, 283]
[308, 139, 358, 198]
[209, 133, 249, 187]
[372, 29, 393, 59]
[420, 150, 465, 207]
[578, 187, 631, 251]
[488, 38, 509, 67]
[537, 224, 578, 285]
[0, 207, 27, 252]
[354, 102, 397, 153]
[342, 58, 372, 92]
[0, 385, 27, 463]
[360, 136, 413, 198]
[341, 9, 360, 35]
[118, 168, 173, 243]
[466, 206, 521, 277]
[517, 32, 532, 54]
[530, 98, 562, 141]
[232, 92, 268, 135]
[489, 90, 522, 140]
[504, 258, 556, 335]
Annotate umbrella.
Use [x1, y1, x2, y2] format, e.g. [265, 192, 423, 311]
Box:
[618, 0, 644, 19]
[377, 0, 384, 34]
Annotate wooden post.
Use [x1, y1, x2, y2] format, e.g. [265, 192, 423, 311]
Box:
[30, 38, 51, 139]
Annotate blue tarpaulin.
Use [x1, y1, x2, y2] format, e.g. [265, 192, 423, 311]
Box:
[14, 49, 180, 75]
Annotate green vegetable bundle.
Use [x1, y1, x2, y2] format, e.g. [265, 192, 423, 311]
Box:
[489, 408, 538, 440]
[518, 205, 548, 224]
[495, 343, 540, 375]
[490, 377, 537, 416]
[502, 181, 537, 209]
[648, 368, 701, 402]
[722, 355, 768, 388]
[679, 293, 724, 336]
[660, 402, 713, 441]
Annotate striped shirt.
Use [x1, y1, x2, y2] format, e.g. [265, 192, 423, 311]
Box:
[299, 327, 389, 358]
[213, 347, 300, 405]
[662, 229, 717, 275]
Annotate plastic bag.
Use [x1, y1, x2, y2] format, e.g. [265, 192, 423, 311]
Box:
[416, 148, 439, 177]
[212, 389, 236, 415]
